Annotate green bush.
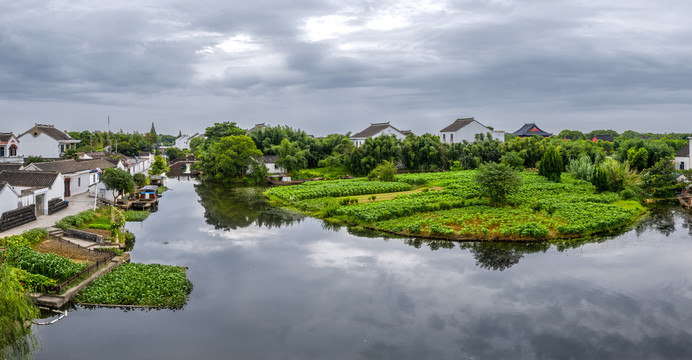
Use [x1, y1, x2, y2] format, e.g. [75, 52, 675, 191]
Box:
[55, 210, 96, 230]
[124, 211, 150, 222]
[88, 223, 111, 230]
[20, 228, 48, 245]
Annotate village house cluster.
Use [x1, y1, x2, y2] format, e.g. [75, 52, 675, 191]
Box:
[0, 124, 154, 232]
[348, 118, 554, 147]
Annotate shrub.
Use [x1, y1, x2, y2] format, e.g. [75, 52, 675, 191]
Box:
[367, 161, 397, 182]
[20, 228, 48, 245]
[124, 211, 150, 222]
[538, 147, 563, 182]
[88, 223, 111, 230]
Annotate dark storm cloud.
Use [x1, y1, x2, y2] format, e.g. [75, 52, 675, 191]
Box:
[1, 0, 692, 134]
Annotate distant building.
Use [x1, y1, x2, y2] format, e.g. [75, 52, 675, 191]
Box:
[350, 122, 411, 147]
[23, 159, 116, 197]
[674, 135, 692, 170]
[17, 124, 80, 159]
[174, 133, 203, 150]
[0, 133, 21, 162]
[592, 135, 615, 142]
[439, 118, 503, 144]
[512, 123, 552, 138]
[0, 170, 64, 217]
[246, 123, 268, 135]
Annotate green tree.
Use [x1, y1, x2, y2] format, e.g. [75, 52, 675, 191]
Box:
[133, 173, 147, 188]
[149, 155, 169, 175]
[591, 166, 609, 192]
[367, 161, 398, 182]
[401, 134, 443, 171]
[165, 147, 184, 163]
[640, 159, 678, 198]
[557, 130, 585, 140]
[566, 153, 594, 182]
[101, 168, 135, 199]
[189, 137, 205, 154]
[197, 135, 262, 182]
[1, 266, 39, 359]
[538, 147, 563, 182]
[500, 151, 525, 170]
[273, 138, 308, 174]
[203, 122, 245, 142]
[61, 148, 79, 160]
[348, 135, 402, 175]
[626, 147, 649, 172]
[474, 162, 522, 206]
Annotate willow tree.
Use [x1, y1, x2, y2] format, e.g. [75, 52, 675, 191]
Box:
[1, 266, 39, 359]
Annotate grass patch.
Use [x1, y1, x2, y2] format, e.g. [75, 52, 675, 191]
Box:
[123, 211, 150, 222]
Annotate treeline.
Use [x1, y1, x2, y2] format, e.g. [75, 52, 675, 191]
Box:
[190, 122, 688, 197]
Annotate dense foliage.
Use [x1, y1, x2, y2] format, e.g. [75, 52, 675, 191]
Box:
[268, 171, 645, 241]
[267, 179, 411, 202]
[475, 163, 522, 205]
[101, 167, 135, 199]
[196, 134, 263, 182]
[124, 211, 151, 222]
[75, 263, 193, 308]
[0, 265, 39, 359]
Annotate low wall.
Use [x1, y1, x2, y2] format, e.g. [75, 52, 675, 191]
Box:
[63, 229, 104, 243]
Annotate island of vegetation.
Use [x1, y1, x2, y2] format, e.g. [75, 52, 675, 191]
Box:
[266, 160, 648, 241]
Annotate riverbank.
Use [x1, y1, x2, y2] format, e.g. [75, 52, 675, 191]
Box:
[266, 171, 647, 241]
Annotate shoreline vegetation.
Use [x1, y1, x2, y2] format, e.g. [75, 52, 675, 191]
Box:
[266, 171, 647, 242]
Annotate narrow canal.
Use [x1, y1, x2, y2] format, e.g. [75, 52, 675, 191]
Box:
[30, 178, 692, 359]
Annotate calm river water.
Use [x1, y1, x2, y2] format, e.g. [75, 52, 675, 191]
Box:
[30, 178, 692, 360]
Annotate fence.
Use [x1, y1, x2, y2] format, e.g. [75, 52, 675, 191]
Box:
[39, 237, 118, 294]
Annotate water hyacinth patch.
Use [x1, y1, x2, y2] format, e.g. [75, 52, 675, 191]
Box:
[75, 263, 193, 309]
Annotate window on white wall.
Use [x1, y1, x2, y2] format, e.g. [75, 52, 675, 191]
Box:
[78, 178, 81, 186]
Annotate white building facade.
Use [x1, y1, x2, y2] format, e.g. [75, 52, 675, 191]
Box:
[17, 124, 80, 159]
[674, 136, 692, 171]
[350, 122, 411, 147]
[439, 118, 503, 144]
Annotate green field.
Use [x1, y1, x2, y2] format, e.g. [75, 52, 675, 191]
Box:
[266, 171, 646, 241]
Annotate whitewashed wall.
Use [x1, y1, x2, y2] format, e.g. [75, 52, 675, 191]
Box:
[17, 133, 61, 158]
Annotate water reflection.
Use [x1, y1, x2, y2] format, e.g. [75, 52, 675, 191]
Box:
[194, 182, 303, 230]
[636, 202, 678, 237]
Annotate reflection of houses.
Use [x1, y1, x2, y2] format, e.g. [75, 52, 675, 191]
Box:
[174, 133, 202, 150]
[439, 118, 504, 144]
[17, 124, 81, 159]
[0, 170, 64, 221]
[512, 123, 552, 138]
[23, 159, 116, 197]
[350, 122, 411, 147]
[0, 133, 21, 163]
[674, 135, 692, 170]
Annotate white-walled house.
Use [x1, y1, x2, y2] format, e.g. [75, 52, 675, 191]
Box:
[17, 124, 81, 159]
[0, 170, 63, 216]
[439, 118, 503, 144]
[0, 133, 22, 163]
[174, 133, 202, 150]
[350, 122, 411, 147]
[24, 159, 116, 197]
[674, 135, 692, 171]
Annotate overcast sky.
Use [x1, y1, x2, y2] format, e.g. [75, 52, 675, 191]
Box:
[2, 0, 691, 137]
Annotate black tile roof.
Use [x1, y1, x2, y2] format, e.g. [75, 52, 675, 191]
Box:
[351, 122, 408, 138]
[31, 159, 115, 174]
[20, 124, 76, 141]
[677, 144, 690, 158]
[440, 118, 483, 133]
[0, 163, 22, 172]
[513, 123, 552, 137]
[0, 170, 60, 188]
[0, 132, 17, 142]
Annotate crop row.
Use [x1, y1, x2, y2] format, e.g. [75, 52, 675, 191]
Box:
[3, 243, 87, 282]
[266, 179, 411, 202]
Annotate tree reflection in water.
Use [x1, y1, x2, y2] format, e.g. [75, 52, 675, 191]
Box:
[636, 203, 678, 237]
[194, 183, 303, 230]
